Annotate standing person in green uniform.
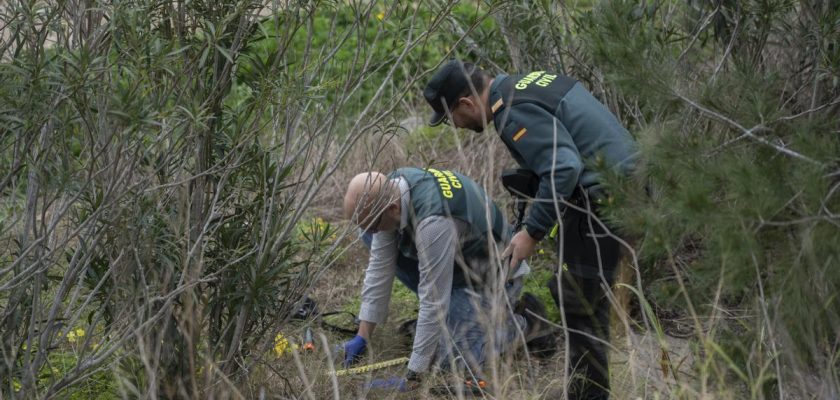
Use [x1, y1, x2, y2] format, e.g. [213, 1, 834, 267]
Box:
[423, 60, 638, 399]
[341, 168, 554, 392]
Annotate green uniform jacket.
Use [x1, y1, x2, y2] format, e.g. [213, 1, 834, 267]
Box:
[489, 72, 638, 238]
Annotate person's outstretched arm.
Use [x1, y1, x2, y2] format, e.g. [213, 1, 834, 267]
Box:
[345, 231, 399, 366]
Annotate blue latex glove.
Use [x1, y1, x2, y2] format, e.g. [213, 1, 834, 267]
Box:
[342, 335, 367, 367]
[365, 377, 409, 392]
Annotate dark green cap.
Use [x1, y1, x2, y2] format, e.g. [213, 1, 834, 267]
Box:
[423, 60, 475, 126]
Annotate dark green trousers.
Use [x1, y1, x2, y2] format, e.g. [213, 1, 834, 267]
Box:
[548, 197, 621, 400]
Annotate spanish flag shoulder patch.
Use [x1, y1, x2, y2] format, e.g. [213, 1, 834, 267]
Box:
[491, 98, 503, 113]
[512, 127, 527, 141]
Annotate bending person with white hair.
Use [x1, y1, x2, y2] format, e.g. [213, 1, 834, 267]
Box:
[341, 167, 555, 392]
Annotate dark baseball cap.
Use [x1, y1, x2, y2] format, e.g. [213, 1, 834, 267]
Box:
[423, 60, 475, 126]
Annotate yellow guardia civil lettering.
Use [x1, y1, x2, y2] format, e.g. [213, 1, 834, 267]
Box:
[515, 71, 557, 89]
[442, 169, 462, 188]
[425, 168, 462, 199]
[515, 71, 543, 89]
[536, 73, 557, 87]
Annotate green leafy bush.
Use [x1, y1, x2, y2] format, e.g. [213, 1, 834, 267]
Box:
[578, 0, 840, 395]
[0, 0, 456, 397]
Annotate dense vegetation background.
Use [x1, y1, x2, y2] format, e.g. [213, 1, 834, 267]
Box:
[1, 0, 838, 398]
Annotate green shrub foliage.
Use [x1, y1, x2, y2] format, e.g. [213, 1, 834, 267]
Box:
[0, 0, 454, 397]
[576, 0, 840, 393]
[465, 0, 839, 395]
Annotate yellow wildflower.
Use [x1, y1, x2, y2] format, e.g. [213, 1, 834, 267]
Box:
[274, 333, 290, 357]
[376, 12, 385, 21]
[67, 328, 86, 343]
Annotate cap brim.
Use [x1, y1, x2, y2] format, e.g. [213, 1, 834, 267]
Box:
[428, 111, 446, 127]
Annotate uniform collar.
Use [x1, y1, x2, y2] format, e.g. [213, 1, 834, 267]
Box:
[490, 73, 508, 93]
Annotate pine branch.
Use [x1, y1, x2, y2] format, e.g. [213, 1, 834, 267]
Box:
[774, 97, 840, 123]
[675, 91, 821, 165]
[677, 3, 721, 64]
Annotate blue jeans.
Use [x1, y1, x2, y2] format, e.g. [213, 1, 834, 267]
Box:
[362, 232, 526, 376]
[437, 279, 525, 376]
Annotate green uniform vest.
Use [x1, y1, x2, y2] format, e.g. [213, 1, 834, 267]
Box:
[389, 168, 507, 288]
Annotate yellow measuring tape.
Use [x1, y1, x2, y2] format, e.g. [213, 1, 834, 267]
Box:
[330, 357, 409, 377]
